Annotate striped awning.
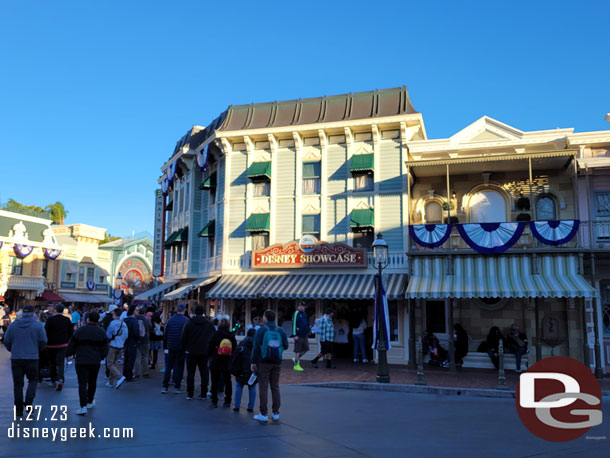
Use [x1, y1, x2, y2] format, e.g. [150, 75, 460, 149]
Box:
[61, 293, 112, 304]
[134, 281, 178, 301]
[164, 276, 220, 300]
[406, 255, 596, 299]
[260, 274, 407, 300]
[206, 275, 274, 299]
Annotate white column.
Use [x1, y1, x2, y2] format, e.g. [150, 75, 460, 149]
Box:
[294, 132, 303, 240]
[345, 127, 354, 246]
[372, 124, 380, 236]
[319, 129, 328, 241]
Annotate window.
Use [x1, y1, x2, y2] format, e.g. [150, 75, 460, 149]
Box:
[425, 300, 446, 334]
[302, 214, 320, 239]
[536, 195, 556, 220]
[210, 186, 216, 205]
[208, 237, 215, 258]
[66, 272, 73, 282]
[303, 162, 321, 194]
[87, 268, 94, 283]
[177, 244, 182, 262]
[42, 260, 49, 278]
[253, 180, 270, 197]
[232, 300, 246, 336]
[252, 232, 269, 250]
[424, 201, 443, 223]
[99, 275, 105, 284]
[10, 257, 22, 275]
[469, 189, 507, 223]
[595, 191, 610, 217]
[179, 185, 185, 212]
[277, 300, 296, 336]
[389, 300, 399, 343]
[353, 229, 374, 249]
[79, 267, 85, 282]
[184, 181, 190, 211]
[353, 172, 374, 191]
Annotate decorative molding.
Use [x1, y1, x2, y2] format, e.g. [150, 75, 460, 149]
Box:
[267, 134, 278, 154]
[243, 136, 254, 153]
[292, 132, 303, 153]
[344, 127, 353, 147]
[371, 124, 380, 145]
[318, 129, 327, 150]
[219, 138, 232, 155]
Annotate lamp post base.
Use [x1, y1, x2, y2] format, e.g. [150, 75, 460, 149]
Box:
[376, 349, 390, 384]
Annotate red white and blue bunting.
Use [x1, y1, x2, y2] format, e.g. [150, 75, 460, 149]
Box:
[43, 248, 62, 260]
[456, 222, 526, 255]
[167, 161, 177, 183]
[161, 177, 170, 196]
[409, 224, 453, 248]
[87, 281, 95, 291]
[197, 144, 209, 171]
[530, 220, 579, 246]
[14, 244, 35, 258]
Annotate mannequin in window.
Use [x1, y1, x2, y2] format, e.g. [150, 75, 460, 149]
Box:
[469, 189, 506, 223]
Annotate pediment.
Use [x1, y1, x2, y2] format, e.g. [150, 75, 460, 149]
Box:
[450, 116, 523, 146]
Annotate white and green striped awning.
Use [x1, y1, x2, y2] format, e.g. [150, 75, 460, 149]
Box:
[406, 255, 596, 299]
[163, 276, 220, 301]
[134, 281, 178, 301]
[206, 275, 274, 299]
[260, 274, 407, 300]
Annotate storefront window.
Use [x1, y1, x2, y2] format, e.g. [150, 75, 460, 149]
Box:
[425, 300, 446, 334]
[232, 300, 246, 336]
[251, 300, 266, 329]
[388, 300, 399, 343]
[277, 300, 295, 336]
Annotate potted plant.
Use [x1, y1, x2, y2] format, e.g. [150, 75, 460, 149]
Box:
[516, 212, 531, 222]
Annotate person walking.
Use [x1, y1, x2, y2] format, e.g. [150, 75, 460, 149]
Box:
[231, 328, 257, 412]
[101, 304, 116, 331]
[162, 304, 188, 394]
[352, 315, 368, 363]
[250, 310, 288, 422]
[4, 305, 47, 417]
[135, 306, 151, 378]
[122, 306, 141, 382]
[208, 318, 237, 408]
[291, 302, 309, 372]
[311, 309, 335, 369]
[44, 304, 73, 391]
[71, 308, 81, 330]
[66, 311, 108, 416]
[106, 308, 128, 388]
[181, 305, 214, 400]
[149, 309, 163, 370]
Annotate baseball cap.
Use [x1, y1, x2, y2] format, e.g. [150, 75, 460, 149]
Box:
[108, 304, 118, 313]
[177, 304, 186, 312]
[23, 305, 34, 313]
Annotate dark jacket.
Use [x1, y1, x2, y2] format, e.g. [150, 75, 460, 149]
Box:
[507, 332, 528, 351]
[250, 322, 289, 364]
[66, 323, 109, 365]
[230, 335, 254, 385]
[181, 315, 214, 356]
[164, 313, 188, 351]
[208, 329, 237, 367]
[123, 316, 141, 345]
[45, 314, 73, 347]
[136, 315, 151, 342]
[486, 330, 505, 353]
[4, 318, 47, 360]
[292, 310, 309, 338]
[101, 313, 113, 331]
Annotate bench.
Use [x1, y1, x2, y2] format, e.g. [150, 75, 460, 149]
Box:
[463, 338, 529, 370]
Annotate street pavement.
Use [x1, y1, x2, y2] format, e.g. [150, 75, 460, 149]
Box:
[0, 347, 608, 458]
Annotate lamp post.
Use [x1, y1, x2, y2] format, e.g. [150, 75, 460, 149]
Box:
[372, 233, 390, 384]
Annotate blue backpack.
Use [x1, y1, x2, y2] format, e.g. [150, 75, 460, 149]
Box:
[261, 328, 283, 363]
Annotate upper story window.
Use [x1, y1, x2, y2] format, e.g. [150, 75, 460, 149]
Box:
[424, 201, 443, 223]
[350, 153, 374, 191]
[596, 191, 610, 217]
[253, 180, 270, 197]
[303, 162, 321, 195]
[252, 232, 269, 250]
[353, 229, 374, 249]
[10, 257, 22, 276]
[87, 267, 95, 283]
[469, 189, 507, 223]
[42, 260, 49, 278]
[302, 214, 321, 239]
[79, 267, 85, 282]
[353, 173, 374, 191]
[536, 195, 557, 220]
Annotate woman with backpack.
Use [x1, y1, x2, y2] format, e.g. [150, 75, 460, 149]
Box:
[149, 310, 163, 370]
[208, 318, 237, 408]
[230, 328, 257, 412]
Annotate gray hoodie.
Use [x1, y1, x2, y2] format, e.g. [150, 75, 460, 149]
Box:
[4, 317, 47, 360]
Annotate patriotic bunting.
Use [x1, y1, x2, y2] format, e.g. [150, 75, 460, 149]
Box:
[530, 220, 580, 246]
[409, 224, 453, 248]
[14, 244, 35, 258]
[87, 281, 95, 291]
[456, 222, 526, 255]
[197, 144, 209, 171]
[167, 161, 177, 183]
[43, 248, 62, 260]
[161, 177, 170, 196]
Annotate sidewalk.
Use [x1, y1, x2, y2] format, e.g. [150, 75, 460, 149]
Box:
[279, 359, 610, 393]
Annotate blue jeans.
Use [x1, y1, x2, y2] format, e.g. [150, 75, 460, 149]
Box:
[353, 333, 366, 359]
[162, 350, 185, 389]
[509, 345, 527, 370]
[234, 381, 256, 410]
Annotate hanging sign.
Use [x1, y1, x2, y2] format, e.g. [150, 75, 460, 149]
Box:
[86, 281, 95, 291]
[253, 238, 366, 269]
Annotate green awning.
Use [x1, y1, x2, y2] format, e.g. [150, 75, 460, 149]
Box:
[165, 227, 188, 246]
[303, 161, 321, 179]
[165, 198, 173, 211]
[198, 220, 215, 237]
[350, 209, 374, 229]
[199, 173, 217, 190]
[246, 213, 270, 232]
[246, 162, 271, 179]
[350, 153, 374, 172]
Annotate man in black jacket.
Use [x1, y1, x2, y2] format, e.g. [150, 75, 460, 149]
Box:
[66, 312, 108, 416]
[181, 305, 214, 400]
[44, 304, 73, 391]
[122, 306, 140, 382]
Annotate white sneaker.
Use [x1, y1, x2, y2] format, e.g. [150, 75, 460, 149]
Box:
[115, 376, 126, 389]
[353, 358, 359, 363]
[105, 382, 115, 388]
[253, 413, 268, 422]
[363, 359, 369, 363]
[272, 413, 280, 421]
[76, 406, 87, 416]
[186, 396, 192, 400]
[206, 391, 212, 397]
[87, 400, 95, 409]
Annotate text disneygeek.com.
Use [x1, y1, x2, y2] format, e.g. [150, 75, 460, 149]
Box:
[8, 422, 134, 442]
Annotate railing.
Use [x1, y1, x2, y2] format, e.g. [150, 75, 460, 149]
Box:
[580, 220, 610, 249]
[8, 275, 45, 291]
[199, 255, 222, 273]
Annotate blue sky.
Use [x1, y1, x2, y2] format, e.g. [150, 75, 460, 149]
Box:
[1, 1, 608, 236]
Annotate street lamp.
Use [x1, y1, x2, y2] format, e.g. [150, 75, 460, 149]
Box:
[372, 233, 390, 383]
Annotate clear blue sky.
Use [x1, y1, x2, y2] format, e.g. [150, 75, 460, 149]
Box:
[1, 1, 608, 236]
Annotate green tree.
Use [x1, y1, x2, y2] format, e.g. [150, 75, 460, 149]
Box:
[101, 232, 121, 245]
[6, 198, 46, 214]
[45, 201, 67, 225]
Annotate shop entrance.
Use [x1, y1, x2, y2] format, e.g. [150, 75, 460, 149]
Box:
[324, 299, 374, 361]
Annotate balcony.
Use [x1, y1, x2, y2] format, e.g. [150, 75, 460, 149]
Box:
[8, 275, 45, 292]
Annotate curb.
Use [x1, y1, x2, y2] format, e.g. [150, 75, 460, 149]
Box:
[296, 382, 610, 400]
